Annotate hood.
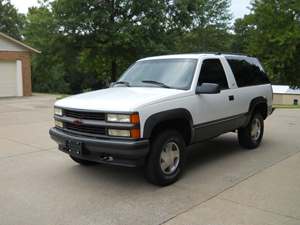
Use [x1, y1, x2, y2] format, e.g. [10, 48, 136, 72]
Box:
[55, 87, 188, 112]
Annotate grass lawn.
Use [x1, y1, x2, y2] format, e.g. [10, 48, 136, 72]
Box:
[33, 93, 69, 100]
[56, 94, 70, 100]
[273, 104, 300, 109]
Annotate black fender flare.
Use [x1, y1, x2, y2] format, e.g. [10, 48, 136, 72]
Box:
[245, 96, 268, 125]
[143, 108, 194, 143]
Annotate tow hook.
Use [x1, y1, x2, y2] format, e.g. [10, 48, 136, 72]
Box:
[100, 155, 114, 162]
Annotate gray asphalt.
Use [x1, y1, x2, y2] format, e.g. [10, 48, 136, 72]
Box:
[0, 95, 300, 225]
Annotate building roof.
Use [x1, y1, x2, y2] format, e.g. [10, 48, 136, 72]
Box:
[272, 85, 300, 95]
[0, 32, 41, 54]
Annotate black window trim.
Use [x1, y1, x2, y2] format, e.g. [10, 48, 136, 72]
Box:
[226, 57, 270, 88]
[198, 58, 230, 90]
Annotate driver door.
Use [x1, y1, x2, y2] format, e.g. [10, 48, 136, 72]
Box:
[192, 58, 237, 141]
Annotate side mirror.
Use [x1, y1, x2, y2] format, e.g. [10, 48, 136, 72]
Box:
[109, 82, 115, 88]
[196, 83, 220, 94]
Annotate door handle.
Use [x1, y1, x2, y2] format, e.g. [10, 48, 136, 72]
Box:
[229, 95, 234, 101]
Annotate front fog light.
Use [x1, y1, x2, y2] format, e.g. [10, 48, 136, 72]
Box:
[107, 114, 130, 123]
[54, 107, 63, 116]
[55, 120, 63, 128]
[108, 129, 130, 137]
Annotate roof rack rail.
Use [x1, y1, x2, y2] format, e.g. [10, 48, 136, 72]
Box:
[219, 52, 251, 57]
[193, 52, 251, 57]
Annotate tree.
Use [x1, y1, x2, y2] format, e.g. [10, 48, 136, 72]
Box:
[23, 0, 233, 94]
[172, 0, 232, 53]
[51, 0, 174, 84]
[23, 3, 70, 93]
[0, 0, 24, 40]
[233, 0, 300, 86]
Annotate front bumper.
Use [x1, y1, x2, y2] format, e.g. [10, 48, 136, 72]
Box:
[49, 128, 149, 167]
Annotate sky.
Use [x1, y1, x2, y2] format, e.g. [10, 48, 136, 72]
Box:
[231, 0, 251, 19]
[10, 0, 39, 14]
[11, 0, 252, 20]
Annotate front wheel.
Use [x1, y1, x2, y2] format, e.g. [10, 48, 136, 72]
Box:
[238, 113, 264, 149]
[145, 130, 186, 186]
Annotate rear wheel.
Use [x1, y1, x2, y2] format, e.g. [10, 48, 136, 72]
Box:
[70, 155, 98, 166]
[145, 130, 186, 186]
[238, 113, 264, 149]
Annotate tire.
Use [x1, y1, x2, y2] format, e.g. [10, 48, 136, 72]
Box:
[70, 155, 98, 166]
[145, 130, 186, 186]
[238, 113, 264, 149]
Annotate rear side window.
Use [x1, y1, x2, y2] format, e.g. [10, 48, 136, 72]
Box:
[227, 59, 270, 87]
[198, 59, 229, 90]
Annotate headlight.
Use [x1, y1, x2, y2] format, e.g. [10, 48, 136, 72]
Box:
[107, 114, 130, 123]
[106, 113, 140, 124]
[55, 120, 63, 128]
[108, 129, 130, 137]
[54, 107, 63, 116]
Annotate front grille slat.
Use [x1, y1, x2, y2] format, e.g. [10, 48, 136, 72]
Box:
[62, 109, 106, 136]
[64, 109, 105, 121]
[64, 123, 106, 135]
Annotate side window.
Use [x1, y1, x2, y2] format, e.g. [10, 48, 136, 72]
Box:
[198, 59, 229, 90]
[227, 59, 270, 87]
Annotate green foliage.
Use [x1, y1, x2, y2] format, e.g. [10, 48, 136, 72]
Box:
[273, 104, 300, 109]
[2, 0, 300, 93]
[23, 4, 70, 93]
[173, 0, 232, 53]
[176, 26, 233, 52]
[21, 0, 232, 94]
[0, 0, 24, 40]
[233, 0, 300, 87]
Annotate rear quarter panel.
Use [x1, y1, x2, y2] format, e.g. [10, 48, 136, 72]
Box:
[223, 56, 273, 115]
[234, 84, 273, 115]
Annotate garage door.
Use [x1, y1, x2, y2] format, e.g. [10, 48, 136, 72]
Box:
[0, 61, 17, 97]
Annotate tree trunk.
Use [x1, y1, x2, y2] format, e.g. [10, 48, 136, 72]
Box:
[110, 0, 117, 82]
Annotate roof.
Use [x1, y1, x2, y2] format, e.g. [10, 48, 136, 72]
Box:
[0, 32, 41, 54]
[272, 85, 300, 95]
[140, 54, 205, 61]
[139, 53, 253, 61]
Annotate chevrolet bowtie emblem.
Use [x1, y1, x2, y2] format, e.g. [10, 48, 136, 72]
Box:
[73, 119, 83, 126]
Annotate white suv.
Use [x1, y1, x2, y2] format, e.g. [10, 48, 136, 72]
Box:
[50, 53, 273, 186]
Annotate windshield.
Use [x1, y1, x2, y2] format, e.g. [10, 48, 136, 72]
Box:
[118, 59, 198, 90]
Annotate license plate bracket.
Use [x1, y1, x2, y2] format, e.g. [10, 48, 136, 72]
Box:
[68, 141, 83, 156]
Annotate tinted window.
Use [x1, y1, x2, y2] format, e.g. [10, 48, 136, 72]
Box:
[119, 59, 197, 90]
[227, 59, 270, 87]
[198, 59, 229, 90]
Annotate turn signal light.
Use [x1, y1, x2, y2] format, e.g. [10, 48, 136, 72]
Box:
[131, 129, 140, 139]
[130, 113, 140, 124]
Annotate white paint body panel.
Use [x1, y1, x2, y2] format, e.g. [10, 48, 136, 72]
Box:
[55, 54, 273, 138]
[55, 87, 188, 112]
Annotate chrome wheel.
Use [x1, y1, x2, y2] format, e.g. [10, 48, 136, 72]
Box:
[160, 141, 180, 175]
[251, 118, 261, 141]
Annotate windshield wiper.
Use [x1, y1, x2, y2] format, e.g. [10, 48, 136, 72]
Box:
[141, 80, 171, 88]
[112, 81, 131, 87]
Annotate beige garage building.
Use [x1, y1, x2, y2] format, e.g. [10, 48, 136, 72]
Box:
[0, 32, 40, 97]
[272, 85, 300, 105]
